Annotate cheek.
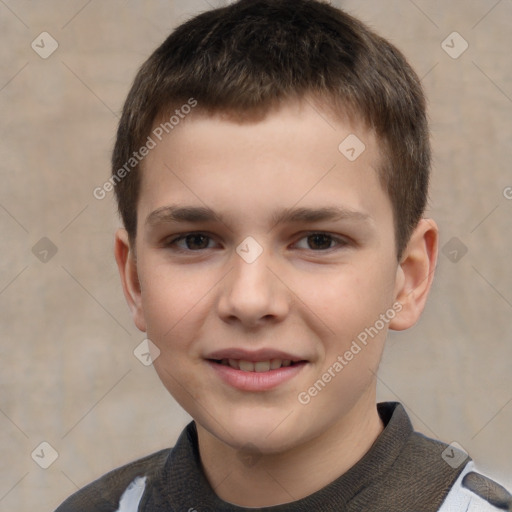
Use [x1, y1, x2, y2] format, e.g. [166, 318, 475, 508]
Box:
[139, 259, 211, 334]
[295, 264, 394, 333]
[293, 265, 396, 387]
[138, 292, 192, 375]
[142, 265, 213, 403]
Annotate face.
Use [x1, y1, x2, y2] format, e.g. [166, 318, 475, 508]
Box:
[116, 99, 428, 454]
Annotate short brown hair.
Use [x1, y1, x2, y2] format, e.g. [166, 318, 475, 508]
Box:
[112, 0, 430, 260]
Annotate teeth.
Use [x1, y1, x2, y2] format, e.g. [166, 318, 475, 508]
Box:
[239, 360, 255, 372]
[270, 359, 282, 370]
[254, 361, 270, 372]
[218, 358, 298, 372]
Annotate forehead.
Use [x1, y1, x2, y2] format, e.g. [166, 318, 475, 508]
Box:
[139, 99, 392, 231]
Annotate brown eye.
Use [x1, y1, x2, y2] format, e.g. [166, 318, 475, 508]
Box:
[294, 232, 347, 252]
[306, 234, 334, 250]
[167, 233, 215, 251]
[182, 234, 210, 250]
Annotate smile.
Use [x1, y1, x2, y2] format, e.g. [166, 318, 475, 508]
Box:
[207, 358, 308, 391]
[212, 358, 298, 372]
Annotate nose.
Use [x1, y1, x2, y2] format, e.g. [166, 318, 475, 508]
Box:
[216, 244, 290, 329]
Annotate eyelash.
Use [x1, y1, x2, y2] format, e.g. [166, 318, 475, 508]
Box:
[165, 232, 349, 253]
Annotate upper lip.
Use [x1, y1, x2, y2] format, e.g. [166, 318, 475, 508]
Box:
[205, 348, 307, 362]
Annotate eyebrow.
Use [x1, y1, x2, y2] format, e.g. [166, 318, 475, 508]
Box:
[145, 205, 372, 229]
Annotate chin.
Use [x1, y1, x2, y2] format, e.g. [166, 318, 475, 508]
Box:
[231, 429, 300, 455]
[211, 406, 308, 453]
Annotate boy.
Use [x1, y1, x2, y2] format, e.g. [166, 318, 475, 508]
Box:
[57, 0, 511, 510]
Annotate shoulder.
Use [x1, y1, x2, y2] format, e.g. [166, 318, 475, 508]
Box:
[438, 461, 512, 512]
[404, 430, 512, 511]
[401, 431, 512, 510]
[54, 448, 169, 512]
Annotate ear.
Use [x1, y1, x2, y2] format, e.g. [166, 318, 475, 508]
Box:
[114, 228, 147, 332]
[389, 218, 439, 331]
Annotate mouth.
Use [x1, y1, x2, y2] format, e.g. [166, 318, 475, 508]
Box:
[208, 358, 304, 372]
[206, 356, 308, 391]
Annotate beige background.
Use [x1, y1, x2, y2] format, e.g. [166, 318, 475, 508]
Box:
[1, 0, 511, 510]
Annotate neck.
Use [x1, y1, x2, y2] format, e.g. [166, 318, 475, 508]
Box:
[196, 394, 384, 507]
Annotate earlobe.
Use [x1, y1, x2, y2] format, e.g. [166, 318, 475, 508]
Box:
[114, 228, 147, 332]
[389, 219, 439, 331]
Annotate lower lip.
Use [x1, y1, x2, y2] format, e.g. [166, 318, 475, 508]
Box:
[206, 360, 307, 391]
